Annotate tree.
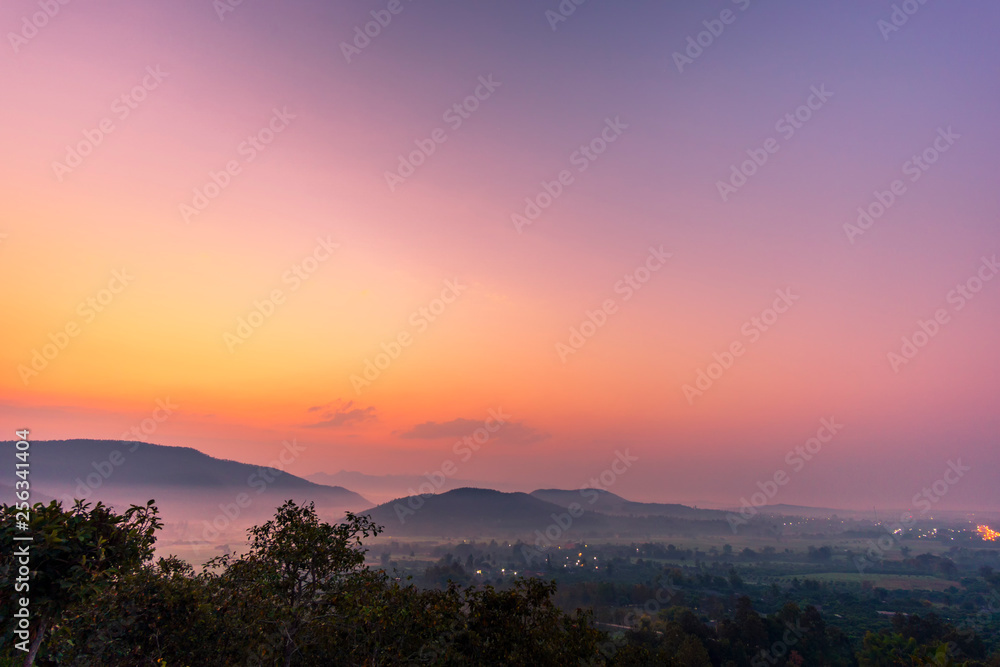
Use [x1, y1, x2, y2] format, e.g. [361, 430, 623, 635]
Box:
[0, 499, 160, 666]
[203, 500, 381, 666]
[673, 635, 712, 666]
[807, 545, 833, 561]
[48, 555, 217, 666]
[459, 578, 605, 664]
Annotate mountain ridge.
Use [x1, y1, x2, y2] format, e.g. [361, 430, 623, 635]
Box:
[0, 439, 371, 538]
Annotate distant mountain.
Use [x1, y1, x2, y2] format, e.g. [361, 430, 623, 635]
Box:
[365, 487, 608, 538]
[743, 503, 861, 519]
[362, 487, 735, 540]
[748, 504, 999, 521]
[0, 440, 371, 537]
[531, 488, 725, 520]
[307, 470, 522, 505]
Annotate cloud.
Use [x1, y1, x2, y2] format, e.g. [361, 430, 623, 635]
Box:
[399, 417, 548, 444]
[303, 400, 376, 429]
[400, 418, 480, 439]
[497, 422, 550, 444]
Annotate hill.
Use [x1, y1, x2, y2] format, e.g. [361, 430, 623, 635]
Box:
[749, 503, 862, 519]
[365, 487, 609, 538]
[308, 470, 523, 505]
[530, 488, 726, 520]
[362, 487, 735, 540]
[0, 439, 371, 539]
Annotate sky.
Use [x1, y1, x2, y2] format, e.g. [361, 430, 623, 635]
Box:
[2, 0, 998, 511]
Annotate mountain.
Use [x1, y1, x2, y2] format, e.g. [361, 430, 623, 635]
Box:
[362, 487, 735, 540]
[1, 441, 757, 545]
[0, 439, 371, 538]
[531, 488, 726, 520]
[742, 503, 860, 519]
[307, 470, 523, 505]
[364, 487, 609, 538]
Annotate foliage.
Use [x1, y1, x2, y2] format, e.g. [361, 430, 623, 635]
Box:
[201, 502, 382, 665]
[0, 499, 160, 665]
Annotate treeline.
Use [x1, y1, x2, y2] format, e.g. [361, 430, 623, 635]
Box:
[2, 500, 999, 666]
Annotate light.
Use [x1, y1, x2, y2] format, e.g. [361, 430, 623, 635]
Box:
[977, 525, 999, 542]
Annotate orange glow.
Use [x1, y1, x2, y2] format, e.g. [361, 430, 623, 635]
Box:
[3, 3, 1000, 511]
[977, 525, 999, 542]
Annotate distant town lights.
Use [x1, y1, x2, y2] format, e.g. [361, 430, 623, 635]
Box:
[977, 525, 999, 542]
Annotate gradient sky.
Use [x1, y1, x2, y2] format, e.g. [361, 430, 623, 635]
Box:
[2, 0, 998, 511]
